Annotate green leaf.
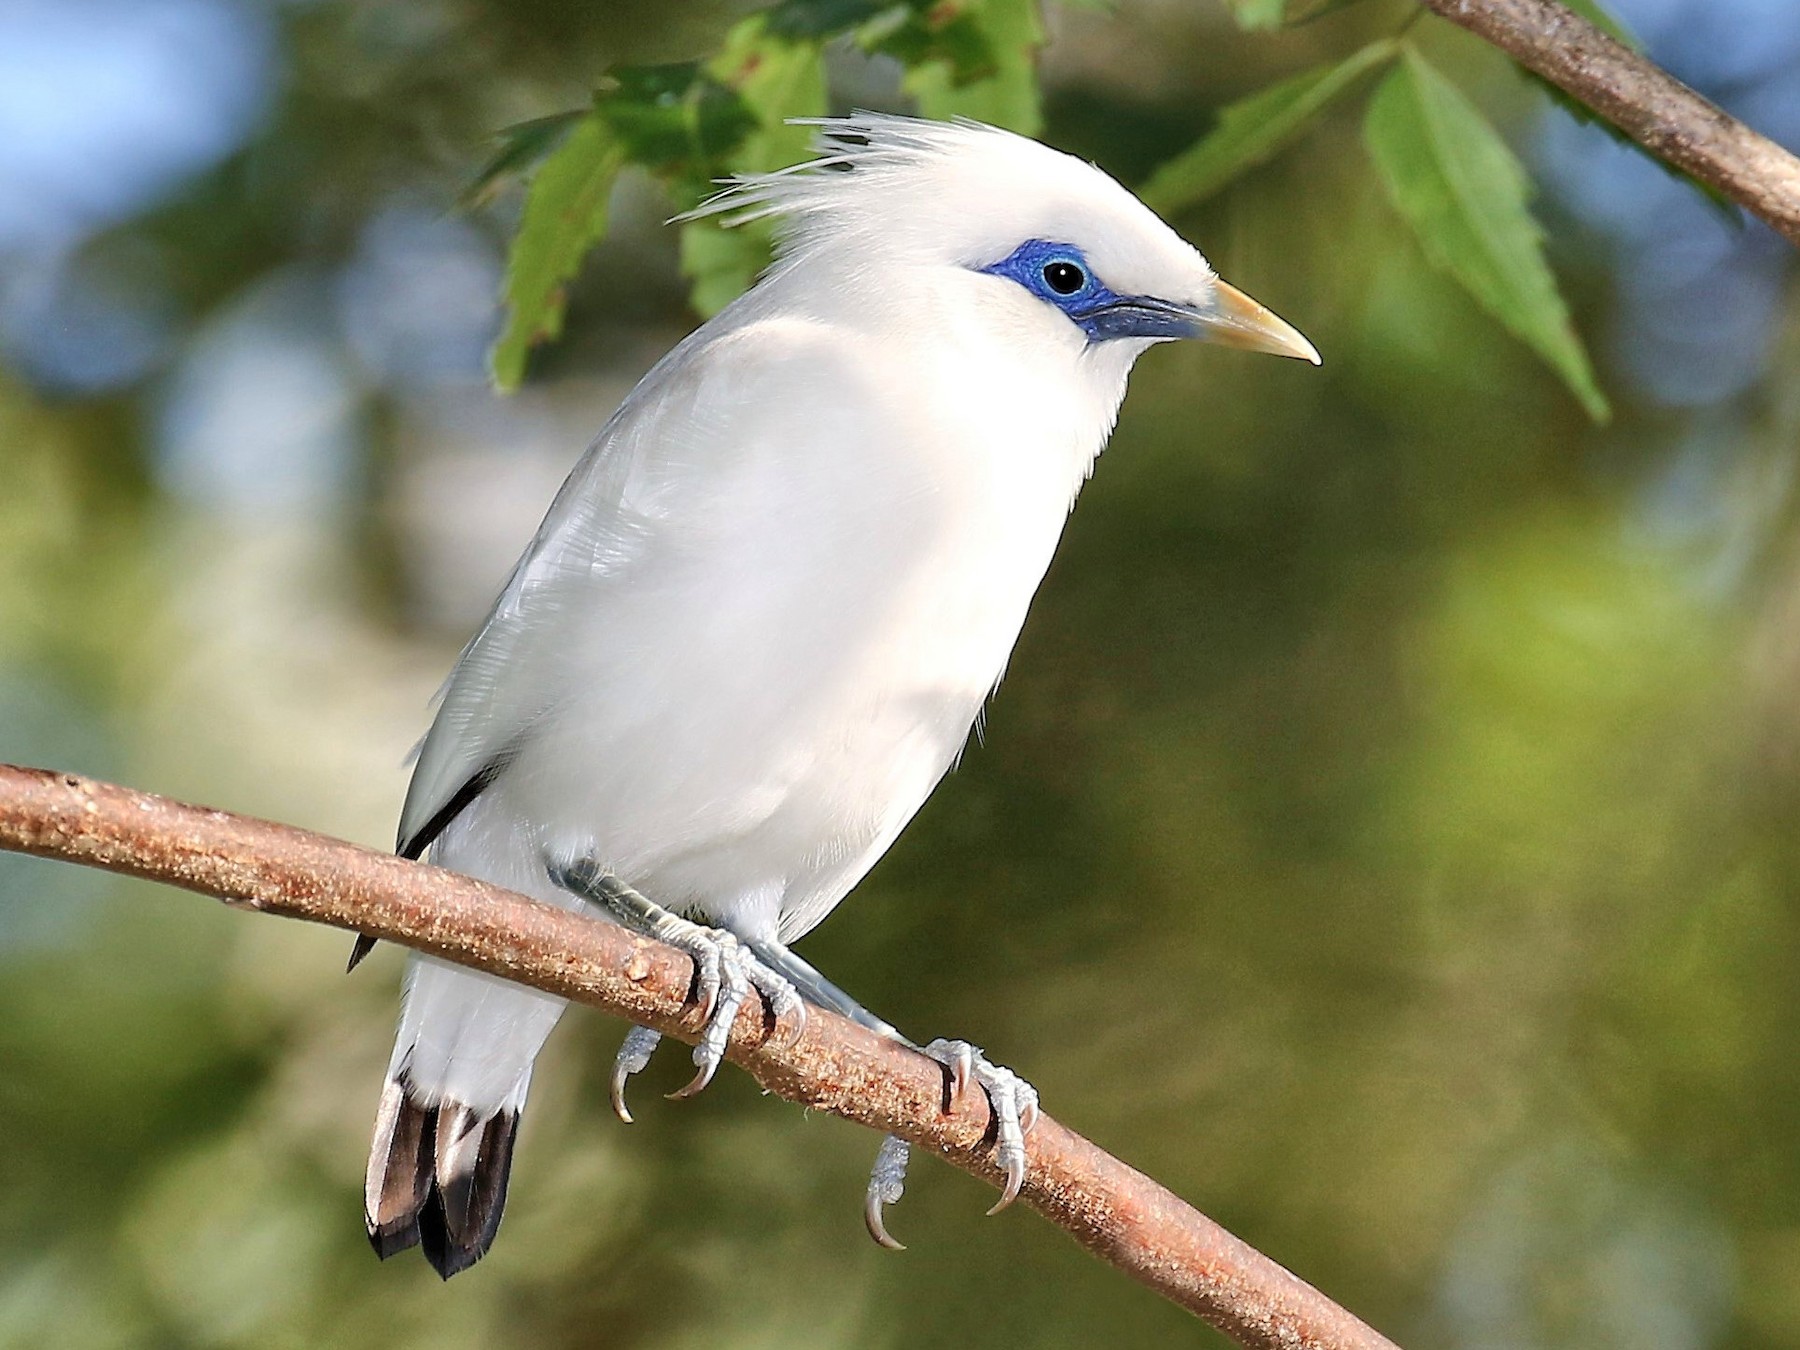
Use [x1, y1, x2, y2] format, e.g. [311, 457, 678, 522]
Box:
[763, 0, 889, 39]
[490, 115, 623, 391]
[590, 63, 760, 173]
[1365, 50, 1609, 421]
[462, 111, 587, 208]
[1140, 39, 1396, 215]
[709, 16, 827, 178]
[1224, 0, 1287, 30]
[883, 0, 1046, 134]
[872, 6, 998, 81]
[1283, 0, 1379, 25]
[680, 218, 775, 319]
[676, 16, 829, 317]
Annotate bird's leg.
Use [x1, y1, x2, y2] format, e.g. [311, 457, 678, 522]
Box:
[746, 938, 1041, 1249]
[547, 860, 1039, 1244]
[744, 938, 902, 1040]
[546, 859, 806, 1118]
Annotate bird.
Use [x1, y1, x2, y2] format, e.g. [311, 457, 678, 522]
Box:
[359, 112, 1319, 1279]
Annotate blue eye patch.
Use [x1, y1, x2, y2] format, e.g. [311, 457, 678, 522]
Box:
[978, 239, 1203, 343]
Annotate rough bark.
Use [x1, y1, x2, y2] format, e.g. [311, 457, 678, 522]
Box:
[0, 763, 1400, 1350]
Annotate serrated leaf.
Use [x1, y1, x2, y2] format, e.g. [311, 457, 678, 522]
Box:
[1225, 0, 1287, 31]
[676, 16, 829, 317]
[763, 0, 889, 39]
[680, 218, 775, 318]
[893, 0, 1045, 134]
[491, 116, 623, 390]
[1141, 39, 1396, 215]
[1365, 51, 1608, 421]
[711, 16, 827, 174]
[878, 8, 997, 81]
[462, 111, 587, 208]
[592, 63, 759, 172]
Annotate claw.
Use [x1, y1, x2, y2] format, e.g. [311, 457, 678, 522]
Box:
[610, 1025, 663, 1123]
[630, 916, 802, 1102]
[668, 941, 753, 1100]
[985, 1076, 1026, 1215]
[689, 945, 721, 1025]
[774, 1000, 807, 1048]
[668, 1065, 713, 1100]
[748, 968, 807, 1049]
[864, 1133, 910, 1250]
[553, 863, 805, 1108]
[987, 1139, 1026, 1215]
[919, 1039, 1037, 1219]
[922, 1038, 973, 1110]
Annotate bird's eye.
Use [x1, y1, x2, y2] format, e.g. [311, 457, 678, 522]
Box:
[1042, 260, 1087, 296]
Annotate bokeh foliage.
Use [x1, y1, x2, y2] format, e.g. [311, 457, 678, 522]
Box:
[489, 0, 1652, 417]
[3, 1, 1799, 1348]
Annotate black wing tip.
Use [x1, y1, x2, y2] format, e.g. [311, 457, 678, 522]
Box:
[379, 760, 507, 969]
[346, 933, 378, 972]
[397, 756, 508, 864]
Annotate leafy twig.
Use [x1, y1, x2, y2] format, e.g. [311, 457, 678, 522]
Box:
[1420, 0, 1800, 247]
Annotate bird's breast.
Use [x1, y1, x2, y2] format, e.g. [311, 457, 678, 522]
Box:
[506, 320, 1118, 910]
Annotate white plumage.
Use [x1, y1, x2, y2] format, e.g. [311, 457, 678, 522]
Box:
[365, 113, 1316, 1276]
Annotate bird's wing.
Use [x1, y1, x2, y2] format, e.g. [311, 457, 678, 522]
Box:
[396, 427, 623, 857]
[395, 314, 898, 860]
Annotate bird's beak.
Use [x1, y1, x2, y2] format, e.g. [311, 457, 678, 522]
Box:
[1186, 279, 1320, 364]
[1074, 279, 1320, 363]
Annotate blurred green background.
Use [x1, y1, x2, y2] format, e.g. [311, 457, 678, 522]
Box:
[4, 1, 1800, 1346]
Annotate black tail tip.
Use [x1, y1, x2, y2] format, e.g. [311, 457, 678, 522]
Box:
[365, 1081, 519, 1281]
[367, 1216, 422, 1261]
[418, 1188, 494, 1280]
[417, 1105, 519, 1280]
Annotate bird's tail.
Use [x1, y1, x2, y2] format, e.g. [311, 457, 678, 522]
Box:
[365, 1074, 520, 1277]
[365, 956, 567, 1278]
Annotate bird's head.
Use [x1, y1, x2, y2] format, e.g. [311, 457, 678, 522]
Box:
[690, 113, 1319, 368]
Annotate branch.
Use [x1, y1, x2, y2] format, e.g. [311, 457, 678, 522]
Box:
[0, 764, 1399, 1350]
[1419, 0, 1800, 247]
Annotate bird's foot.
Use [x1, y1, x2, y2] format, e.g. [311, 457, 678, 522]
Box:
[923, 1040, 1042, 1212]
[608, 917, 806, 1120]
[863, 1039, 1041, 1249]
[608, 1024, 663, 1123]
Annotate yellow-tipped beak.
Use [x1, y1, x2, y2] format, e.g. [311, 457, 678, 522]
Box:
[1196, 279, 1321, 365]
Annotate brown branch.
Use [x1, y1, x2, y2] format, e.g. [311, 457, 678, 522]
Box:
[0, 763, 1401, 1350]
[1420, 0, 1800, 247]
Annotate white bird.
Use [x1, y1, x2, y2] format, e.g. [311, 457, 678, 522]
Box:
[360, 113, 1318, 1278]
